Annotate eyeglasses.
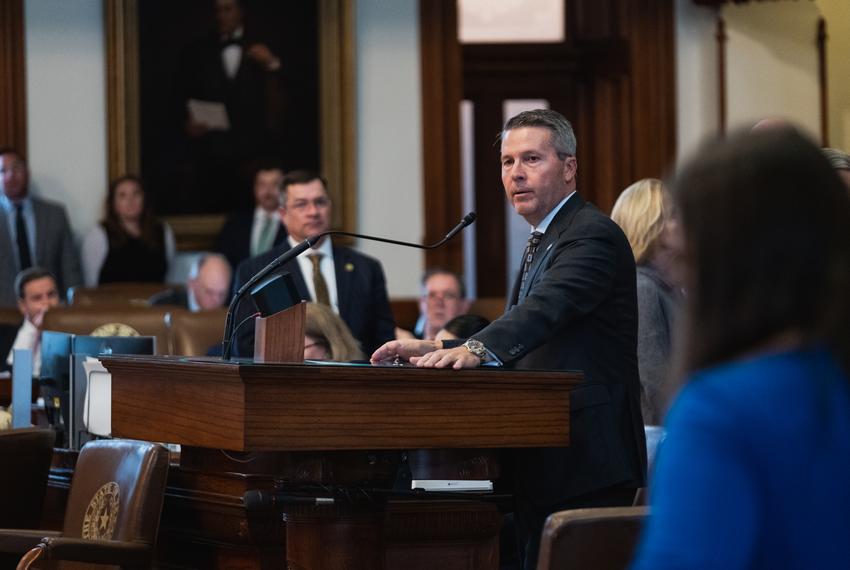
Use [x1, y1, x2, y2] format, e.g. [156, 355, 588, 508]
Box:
[288, 197, 330, 212]
[425, 291, 461, 302]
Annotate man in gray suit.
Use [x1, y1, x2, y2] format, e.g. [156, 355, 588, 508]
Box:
[0, 148, 82, 307]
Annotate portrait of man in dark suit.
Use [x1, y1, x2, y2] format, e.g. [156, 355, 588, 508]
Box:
[138, 0, 319, 215]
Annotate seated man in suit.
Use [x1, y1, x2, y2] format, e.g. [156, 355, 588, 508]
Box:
[234, 170, 395, 356]
[214, 162, 288, 270]
[2, 267, 61, 376]
[373, 109, 646, 570]
[0, 148, 82, 307]
[150, 253, 231, 311]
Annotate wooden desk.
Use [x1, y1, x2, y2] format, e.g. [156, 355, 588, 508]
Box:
[96, 356, 581, 569]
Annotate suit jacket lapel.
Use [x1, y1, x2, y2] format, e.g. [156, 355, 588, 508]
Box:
[517, 193, 586, 303]
[32, 200, 46, 264]
[332, 245, 354, 319]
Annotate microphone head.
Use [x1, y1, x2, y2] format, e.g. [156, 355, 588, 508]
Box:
[462, 212, 477, 226]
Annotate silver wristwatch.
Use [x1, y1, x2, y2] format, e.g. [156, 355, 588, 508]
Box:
[463, 339, 488, 360]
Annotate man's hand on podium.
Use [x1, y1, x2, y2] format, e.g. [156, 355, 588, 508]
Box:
[371, 339, 482, 369]
[371, 339, 441, 366]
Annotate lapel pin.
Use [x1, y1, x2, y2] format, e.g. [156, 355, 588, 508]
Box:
[345, 263, 354, 272]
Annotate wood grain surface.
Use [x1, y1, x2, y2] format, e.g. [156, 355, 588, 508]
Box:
[104, 356, 579, 452]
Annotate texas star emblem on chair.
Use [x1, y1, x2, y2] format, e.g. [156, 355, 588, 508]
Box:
[0, 439, 169, 569]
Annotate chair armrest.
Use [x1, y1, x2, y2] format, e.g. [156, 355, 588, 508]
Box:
[39, 536, 152, 566]
[0, 529, 61, 553]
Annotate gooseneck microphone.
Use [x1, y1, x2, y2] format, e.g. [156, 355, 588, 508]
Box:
[220, 212, 477, 360]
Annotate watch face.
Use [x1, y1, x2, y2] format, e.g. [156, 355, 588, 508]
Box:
[90, 323, 141, 337]
[464, 339, 486, 358]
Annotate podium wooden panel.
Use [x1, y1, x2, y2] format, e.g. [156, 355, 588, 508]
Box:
[97, 356, 581, 570]
[104, 355, 577, 451]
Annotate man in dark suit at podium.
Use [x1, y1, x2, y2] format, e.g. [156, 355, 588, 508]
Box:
[372, 109, 647, 570]
[233, 170, 395, 357]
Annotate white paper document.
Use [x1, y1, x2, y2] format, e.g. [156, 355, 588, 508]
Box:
[82, 357, 111, 436]
[187, 99, 231, 130]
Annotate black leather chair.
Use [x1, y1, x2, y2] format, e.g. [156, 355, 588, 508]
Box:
[0, 427, 55, 529]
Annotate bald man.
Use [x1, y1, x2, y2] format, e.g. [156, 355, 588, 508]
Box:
[150, 254, 232, 311]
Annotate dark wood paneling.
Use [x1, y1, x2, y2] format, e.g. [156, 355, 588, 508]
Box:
[0, 0, 26, 152]
[420, 0, 464, 273]
[420, 0, 676, 295]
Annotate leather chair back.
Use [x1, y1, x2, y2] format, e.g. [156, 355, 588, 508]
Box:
[42, 306, 172, 355]
[0, 307, 21, 327]
[62, 440, 169, 547]
[0, 428, 55, 528]
[537, 506, 649, 570]
[170, 308, 227, 356]
[469, 297, 506, 321]
[68, 283, 171, 307]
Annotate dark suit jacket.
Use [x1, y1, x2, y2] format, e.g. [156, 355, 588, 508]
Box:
[474, 193, 647, 507]
[214, 210, 287, 271]
[0, 321, 21, 373]
[233, 241, 396, 357]
[0, 197, 83, 307]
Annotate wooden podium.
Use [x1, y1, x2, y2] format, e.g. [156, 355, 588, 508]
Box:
[98, 355, 581, 570]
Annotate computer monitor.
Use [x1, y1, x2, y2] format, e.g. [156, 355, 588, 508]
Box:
[69, 335, 155, 449]
[39, 331, 73, 435]
[39, 331, 154, 448]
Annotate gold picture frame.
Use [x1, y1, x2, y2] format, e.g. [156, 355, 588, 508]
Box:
[104, 0, 356, 251]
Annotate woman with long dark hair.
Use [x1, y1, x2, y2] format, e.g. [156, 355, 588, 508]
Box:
[81, 175, 175, 285]
[632, 128, 850, 568]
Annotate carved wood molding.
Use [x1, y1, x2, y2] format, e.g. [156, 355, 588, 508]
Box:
[716, 16, 727, 134]
[419, 0, 463, 273]
[319, 0, 357, 234]
[105, 0, 140, 179]
[0, 0, 26, 152]
[817, 17, 828, 146]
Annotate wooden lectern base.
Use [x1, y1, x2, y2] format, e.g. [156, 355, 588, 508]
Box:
[254, 301, 306, 363]
[45, 447, 503, 570]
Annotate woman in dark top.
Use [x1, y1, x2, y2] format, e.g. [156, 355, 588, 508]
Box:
[81, 175, 175, 285]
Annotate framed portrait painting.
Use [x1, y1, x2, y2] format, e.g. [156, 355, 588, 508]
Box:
[105, 0, 356, 250]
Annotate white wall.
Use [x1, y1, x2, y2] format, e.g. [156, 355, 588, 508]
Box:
[674, 0, 719, 162]
[724, 2, 821, 138]
[24, 0, 106, 245]
[355, 0, 423, 297]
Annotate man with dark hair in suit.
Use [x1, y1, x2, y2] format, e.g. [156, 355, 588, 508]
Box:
[0, 148, 82, 307]
[214, 162, 287, 270]
[2, 267, 60, 376]
[234, 170, 395, 356]
[372, 109, 647, 570]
